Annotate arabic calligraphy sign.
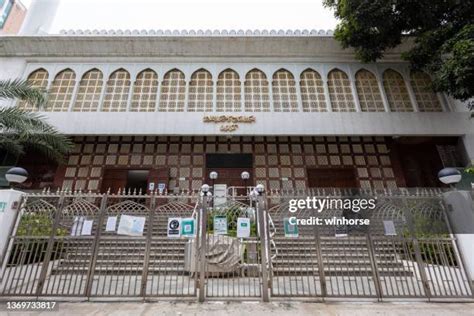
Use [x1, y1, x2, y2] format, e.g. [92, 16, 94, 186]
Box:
[203, 115, 256, 132]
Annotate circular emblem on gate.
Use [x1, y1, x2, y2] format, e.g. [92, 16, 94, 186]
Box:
[169, 219, 180, 229]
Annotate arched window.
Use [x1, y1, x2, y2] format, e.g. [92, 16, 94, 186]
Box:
[383, 69, 413, 112]
[188, 69, 213, 112]
[130, 69, 158, 112]
[102, 69, 131, 112]
[18, 68, 48, 111]
[300, 69, 326, 112]
[216, 69, 241, 112]
[327, 69, 355, 112]
[46, 69, 76, 112]
[73, 69, 103, 112]
[158, 69, 186, 112]
[244, 69, 270, 112]
[410, 71, 442, 112]
[355, 69, 384, 112]
[272, 69, 298, 112]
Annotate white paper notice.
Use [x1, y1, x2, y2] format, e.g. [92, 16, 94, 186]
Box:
[106, 216, 117, 232]
[81, 220, 93, 236]
[237, 218, 251, 238]
[70, 216, 84, 236]
[383, 220, 397, 236]
[117, 215, 146, 236]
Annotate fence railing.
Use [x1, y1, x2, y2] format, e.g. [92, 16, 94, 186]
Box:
[0, 189, 472, 301]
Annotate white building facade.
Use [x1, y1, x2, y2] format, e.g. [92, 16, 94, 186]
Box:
[0, 2, 473, 193]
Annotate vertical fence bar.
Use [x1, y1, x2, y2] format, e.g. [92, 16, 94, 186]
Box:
[198, 194, 208, 302]
[257, 194, 270, 302]
[35, 193, 65, 296]
[314, 226, 327, 298]
[366, 234, 383, 301]
[403, 200, 432, 299]
[412, 238, 432, 300]
[140, 195, 155, 298]
[84, 194, 108, 298]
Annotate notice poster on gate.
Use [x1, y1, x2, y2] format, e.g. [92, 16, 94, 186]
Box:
[237, 217, 251, 238]
[117, 215, 146, 236]
[181, 218, 195, 237]
[283, 217, 298, 238]
[383, 220, 397, 236]
[213, 215, 228, 235]
[167, 217, 182, 238]
[70, 216, 85, 236]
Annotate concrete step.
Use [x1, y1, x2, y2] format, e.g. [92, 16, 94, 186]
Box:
[272, 267, 413, 277]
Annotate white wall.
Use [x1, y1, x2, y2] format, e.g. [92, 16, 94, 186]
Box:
[0, 58, 27, 108]
[0, 190, 23, 267]
[39, 111, 470, 136]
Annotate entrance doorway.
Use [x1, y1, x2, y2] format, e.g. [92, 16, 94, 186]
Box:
[206, 154, 253, 196]
[307, 167, 358, 188]
[101, 169, 150, 193]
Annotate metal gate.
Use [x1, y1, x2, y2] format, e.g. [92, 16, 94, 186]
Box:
[195, 197, 269, 300]
[267, 189, 473, 300]
[0, 191, 198, 299]
[0, 188, 472, 301]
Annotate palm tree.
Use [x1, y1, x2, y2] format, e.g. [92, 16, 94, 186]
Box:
[0, 79, 73, 162]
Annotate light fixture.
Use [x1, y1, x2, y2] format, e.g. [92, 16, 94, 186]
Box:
[438, 168, 462, 186]
[241, 171, 250, 180]
[209, 171, 218, 180]
[5, 167, 28, 185]
[255, 184, 265, 195]
[201, 184, 210, 193]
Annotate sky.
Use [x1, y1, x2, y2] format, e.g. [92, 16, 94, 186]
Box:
[21, 0, 338, 32]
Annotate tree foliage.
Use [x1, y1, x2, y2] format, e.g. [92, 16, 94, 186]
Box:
[324, 0, 474, 107]
[0, 79, 73, 162]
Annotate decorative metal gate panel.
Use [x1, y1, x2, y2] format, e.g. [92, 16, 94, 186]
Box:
[144, 201, 196, 297]
[0, 191, 199, 299]
[0, 195, 60, 296]
[266, 190, 473, 300]
[197, 199, 265, 299]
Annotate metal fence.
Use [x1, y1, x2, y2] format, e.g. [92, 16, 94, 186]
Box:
[266, 189, 473, 300]
[0, 188, 472, 301]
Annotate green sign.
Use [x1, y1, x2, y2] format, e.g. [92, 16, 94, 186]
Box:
[283, 217, 298, 238]
[0, 201, 6, 213]
[213, 215, 228, 235]
[181, 218, 195, 237]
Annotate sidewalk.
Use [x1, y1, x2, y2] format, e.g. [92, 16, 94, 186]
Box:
[1, 301, 473, 316]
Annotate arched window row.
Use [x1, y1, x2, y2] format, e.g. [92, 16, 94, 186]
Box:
[18, 67, 444, 113]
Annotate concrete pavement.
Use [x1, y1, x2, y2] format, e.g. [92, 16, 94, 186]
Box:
[1, 301, 473, 316]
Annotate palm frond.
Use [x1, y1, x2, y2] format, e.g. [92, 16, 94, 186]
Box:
[22, 127, 74, 162]
[0, 107, 51, 132]
[0, 107, 74, 163]
[0, 134, 24, 156]
[0, 79, 46, 109]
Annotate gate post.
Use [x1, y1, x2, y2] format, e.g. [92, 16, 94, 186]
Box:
[198, 188, 208, 302]
[0, 190, 24, 268]
[313, 226, 327, 298]
[366, 233, 383, 300]
[256, 188, 270, 302]
[84, 193, 108, 298]
[35, 191, 66, 296]
[140, 194, 155, 299]
[403, 199, 432, 299]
